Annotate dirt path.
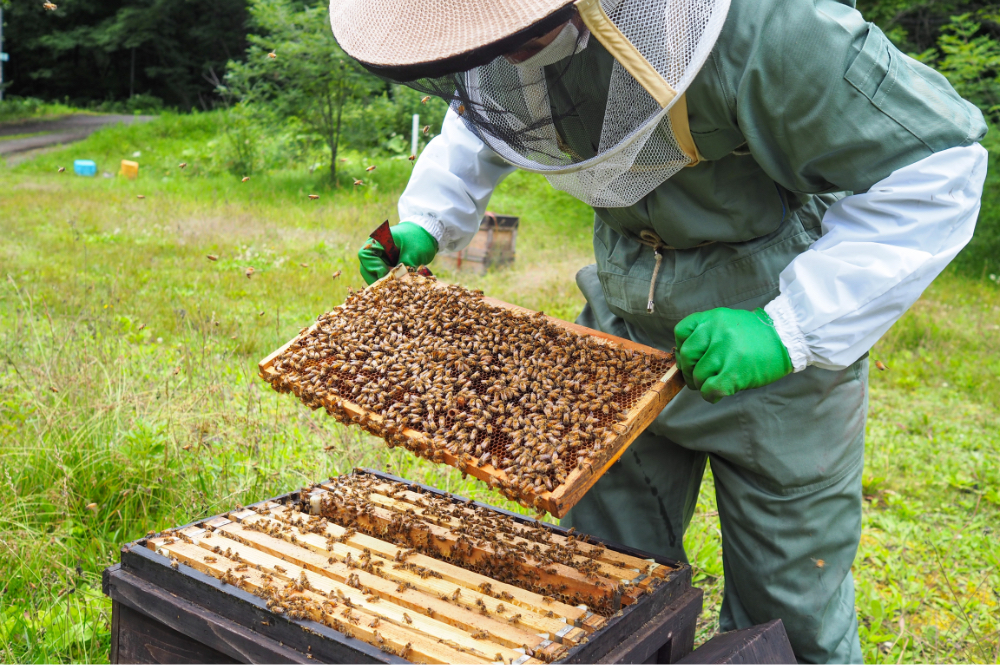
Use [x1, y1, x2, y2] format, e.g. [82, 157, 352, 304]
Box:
[0, 114, 155, 155]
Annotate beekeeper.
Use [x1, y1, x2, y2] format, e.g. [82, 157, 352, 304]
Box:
[335, 0, 987, 660]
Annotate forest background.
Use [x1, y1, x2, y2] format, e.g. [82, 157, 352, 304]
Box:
[1, 0, 998, 663]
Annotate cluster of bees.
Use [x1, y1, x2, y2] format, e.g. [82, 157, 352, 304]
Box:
[160, 515, 426, 659]
[314, 474, 623, 615]
[267, 278, 670, 508]
[151, 473, 674, 662]
[253, 565, 415, 659]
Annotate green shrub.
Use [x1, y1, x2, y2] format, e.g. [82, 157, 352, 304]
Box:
[124, 94, 165, 114]
[341, 85, 449, 156]
[952, 122, 1000, 277]
[915, 13, 1000, 119]
[0, 96, 79, 123]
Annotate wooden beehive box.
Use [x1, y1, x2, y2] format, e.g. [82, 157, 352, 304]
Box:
[259, 266, 685, 518]
[437, 213, 518, 275]
[103, 469, 703, 664]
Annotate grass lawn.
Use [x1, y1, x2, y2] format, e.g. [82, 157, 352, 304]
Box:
[1, 114, 997, 663]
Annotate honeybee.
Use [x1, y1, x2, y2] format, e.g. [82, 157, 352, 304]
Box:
[43, 2, 57, 10]
[408, 155, 416, 161]
[366, 166, 376, 172]
[421, 96, 430, 104]
[245, 267, 255, 278]
[207, 255, 218, 261]
[136, 195, 145, 199]
[308, 194, 320, 200]
[58, 167, 65, 173]
[332, 270, 342, 279]
[268, 51, 277, 59]
[242, 176, 250, 182]
[422, 126, 430, 135]
[179, 162, 188, 169]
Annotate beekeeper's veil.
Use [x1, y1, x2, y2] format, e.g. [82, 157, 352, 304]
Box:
[330, 0, 730, 208]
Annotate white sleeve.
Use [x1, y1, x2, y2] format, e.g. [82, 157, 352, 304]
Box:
[764, 143, 988, 372]
[398, 109, 517, 253]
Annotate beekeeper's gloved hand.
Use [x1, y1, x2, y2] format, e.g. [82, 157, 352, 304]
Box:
[674, 308, 793, 404]
[358, 221, 438, 285]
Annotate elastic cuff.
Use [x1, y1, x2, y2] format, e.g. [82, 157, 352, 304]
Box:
[402, 215, 445, 245]
[764, 294, 809, 373]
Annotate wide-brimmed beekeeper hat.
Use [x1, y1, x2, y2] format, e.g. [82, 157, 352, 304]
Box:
[330, 0, 579, 81]
[330, 0, 730, 208]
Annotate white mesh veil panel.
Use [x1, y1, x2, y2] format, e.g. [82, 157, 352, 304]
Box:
[460, 0, 729, 207]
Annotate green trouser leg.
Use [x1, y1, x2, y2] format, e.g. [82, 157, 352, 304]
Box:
[561, 428, 708, 563]
[711, 448, 864, 664]
[562, 266, 867, 664]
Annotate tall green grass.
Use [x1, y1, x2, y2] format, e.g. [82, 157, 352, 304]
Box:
[1, 113, 997, 664]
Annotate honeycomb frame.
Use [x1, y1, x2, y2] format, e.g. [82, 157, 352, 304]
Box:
[259, 265, 685, 517]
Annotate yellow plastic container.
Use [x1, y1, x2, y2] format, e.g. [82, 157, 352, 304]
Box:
[120, 160, 139, 180]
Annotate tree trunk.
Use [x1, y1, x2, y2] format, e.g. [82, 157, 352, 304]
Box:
[329, 104, 338, 182]
[329, 79, 345, 183]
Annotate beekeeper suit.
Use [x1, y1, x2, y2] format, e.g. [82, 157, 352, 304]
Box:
[332, 0, 987, 661]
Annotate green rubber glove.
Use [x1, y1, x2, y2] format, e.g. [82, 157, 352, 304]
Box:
[674, 307, 793, 404]
[358, 221, 438, 285]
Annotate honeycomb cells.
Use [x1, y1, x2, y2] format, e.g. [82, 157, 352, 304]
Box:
[267, 278, 673, 502]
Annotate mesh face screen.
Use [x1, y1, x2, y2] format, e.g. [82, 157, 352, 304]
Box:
[381, 0, 730, 207]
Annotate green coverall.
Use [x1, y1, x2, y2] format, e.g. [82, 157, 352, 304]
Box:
[550, 1, 986, 662]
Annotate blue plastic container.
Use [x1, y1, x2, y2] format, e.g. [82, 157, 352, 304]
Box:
[73, 160, 97, 177]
